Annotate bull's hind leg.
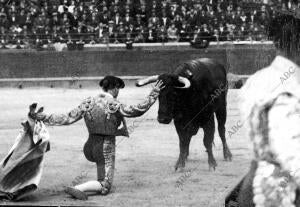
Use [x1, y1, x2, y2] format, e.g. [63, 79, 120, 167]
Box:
[215, 100, 232, 161]
[185, 135, 192, 161]
[203, 115, 217, 171]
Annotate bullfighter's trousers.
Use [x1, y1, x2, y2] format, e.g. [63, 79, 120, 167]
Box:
[83, 134, 115, 194]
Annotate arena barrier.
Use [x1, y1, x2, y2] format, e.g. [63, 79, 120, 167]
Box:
[0, 43, 275, 88]
[0, 74, 249, 89]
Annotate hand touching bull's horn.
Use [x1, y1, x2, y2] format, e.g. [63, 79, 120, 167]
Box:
[152, 80, 165, 92]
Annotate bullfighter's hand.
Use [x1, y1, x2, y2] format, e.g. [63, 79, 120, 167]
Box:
[28, 103, 46, 121]
[116, 126, 129, 137]
[152, 80, 165, 92]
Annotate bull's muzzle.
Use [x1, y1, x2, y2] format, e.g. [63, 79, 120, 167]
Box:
[157, 117, 172, 124]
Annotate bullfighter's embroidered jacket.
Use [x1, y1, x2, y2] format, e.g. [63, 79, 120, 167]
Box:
[225, 56, 300, 207]
[42, 89, 159, 136]
[225, 93, 300, 207]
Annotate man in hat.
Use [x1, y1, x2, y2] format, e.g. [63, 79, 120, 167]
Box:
[32, 76, 164, 200]
[225, 1, 300, 206]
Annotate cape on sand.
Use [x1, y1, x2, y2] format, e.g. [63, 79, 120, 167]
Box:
[0, 117, 50, 201]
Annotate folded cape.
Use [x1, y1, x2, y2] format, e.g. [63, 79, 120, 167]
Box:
[0, 118, 50, 201]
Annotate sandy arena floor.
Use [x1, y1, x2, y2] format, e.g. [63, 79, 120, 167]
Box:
[0, 86, 253, 206]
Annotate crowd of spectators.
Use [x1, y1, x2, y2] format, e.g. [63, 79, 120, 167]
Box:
[0, 0, 298, 49]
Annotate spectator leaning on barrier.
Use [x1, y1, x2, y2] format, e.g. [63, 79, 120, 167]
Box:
[125, 32, 133, 49]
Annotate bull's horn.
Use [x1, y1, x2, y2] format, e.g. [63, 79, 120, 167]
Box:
[175, 76, 191, 89]
[136, 75, 159, 87]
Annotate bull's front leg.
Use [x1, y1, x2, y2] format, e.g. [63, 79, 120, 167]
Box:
[203, 115, 217, 171]
[174, 138, 186, 171]
[174, 125, 192, 172]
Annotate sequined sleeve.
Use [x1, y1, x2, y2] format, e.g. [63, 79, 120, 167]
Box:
[43, 97, 94, 126]
[119, 88, 160, 118]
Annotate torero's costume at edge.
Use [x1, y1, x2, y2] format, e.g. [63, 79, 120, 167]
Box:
[225, 56, 300, 206]
[41, 88, 160, 194]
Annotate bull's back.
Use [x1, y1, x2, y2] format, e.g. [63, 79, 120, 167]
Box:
[175, 58, 227, 87]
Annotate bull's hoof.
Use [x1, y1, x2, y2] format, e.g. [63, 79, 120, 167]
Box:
[208, 159, 217, 171]
[175, 167, 185, 173]
[224, 148, 233, 162]
[184, 155, 189, 162]
[174, 159, 186, 172]
[209, 165, 216, 171]
[224, 156, 232, 162]
[175, 164, 185, 172]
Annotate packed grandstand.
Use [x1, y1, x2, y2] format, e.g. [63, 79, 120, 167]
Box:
[0, 0, 296, 49]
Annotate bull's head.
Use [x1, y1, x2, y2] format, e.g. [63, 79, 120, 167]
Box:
[136, 74, 191, 124]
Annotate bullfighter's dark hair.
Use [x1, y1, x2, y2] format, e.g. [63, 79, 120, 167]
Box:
[99, 76, 125, 91]
[267, 1, 300, 56]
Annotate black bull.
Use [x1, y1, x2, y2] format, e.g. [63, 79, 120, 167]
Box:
[136, 58, 232, 171]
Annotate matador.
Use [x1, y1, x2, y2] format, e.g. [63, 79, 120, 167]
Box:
[32, 76, 164, 200]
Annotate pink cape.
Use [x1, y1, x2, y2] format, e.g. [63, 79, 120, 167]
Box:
[0, 118, 50, 201]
